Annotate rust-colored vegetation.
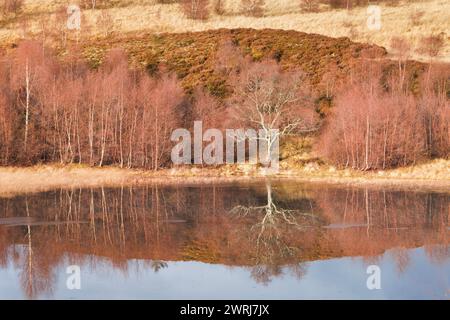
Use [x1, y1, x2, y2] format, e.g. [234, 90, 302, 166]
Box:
[76, 28, 387, 96]
[0, 29, 447, 172]
[0, 183, 447, 297]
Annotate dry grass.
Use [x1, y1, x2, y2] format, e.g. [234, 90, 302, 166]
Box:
[0, 0, 448, 62]
[0, 159, 448, 197]
[279, 158, 450, 190]
[0, 164, 144, 196]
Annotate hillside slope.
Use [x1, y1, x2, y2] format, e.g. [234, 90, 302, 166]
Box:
[0, 0, 448, 62]
[75, 28, 427, 99]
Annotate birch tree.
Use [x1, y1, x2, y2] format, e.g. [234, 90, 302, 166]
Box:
[12, 41, 47, 158]
[230, 59, 319, 163]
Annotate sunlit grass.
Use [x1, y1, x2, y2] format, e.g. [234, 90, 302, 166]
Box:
[1, 0, 448, 62]
[0, 158, 448, 197]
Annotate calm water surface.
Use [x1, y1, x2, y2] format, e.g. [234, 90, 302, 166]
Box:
[0, 180, 448, 299]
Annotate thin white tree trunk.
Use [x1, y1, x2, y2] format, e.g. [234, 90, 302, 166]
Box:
[24, 59, 30, 152]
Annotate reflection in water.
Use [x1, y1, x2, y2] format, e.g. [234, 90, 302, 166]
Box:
[0, 180, 448, 299]
[230, 181, 320, 284]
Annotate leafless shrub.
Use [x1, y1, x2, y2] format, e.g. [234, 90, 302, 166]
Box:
[180, 0, 210, 20]
[80, 0, 103, 10]
[300, 0, 319, 13]
[318, 62, 449, 170]
[241, 0, 265, 17]
[390, 37, 411, 91]
[1, 0, 23, 16]
[213, 0, 226, 15]
[96, 9, 115, 37]
[409, 10, 425, 27]
[417, 34, 445, 59]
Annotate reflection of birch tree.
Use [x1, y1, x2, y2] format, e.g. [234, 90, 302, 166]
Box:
[150, 260, 168, 273]
[19, 197, 54, 299]
[230, 180, 320, 283]
[24, 197, 34, 298]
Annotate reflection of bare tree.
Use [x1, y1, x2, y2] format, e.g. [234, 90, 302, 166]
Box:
[0, 183, 447, 297]
[230, 180, 320, 284]
[317, 187, 449, 264]
[151, 260, 168, 273]
[24, 198, 34, 298]
[391, 247, 411, 274]
[232, 181, 318, 236]
[425, 245, 450, 265]
[19, 197, 55, 299]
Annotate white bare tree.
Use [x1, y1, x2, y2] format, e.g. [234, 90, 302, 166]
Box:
[230, 59, 319, 164]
